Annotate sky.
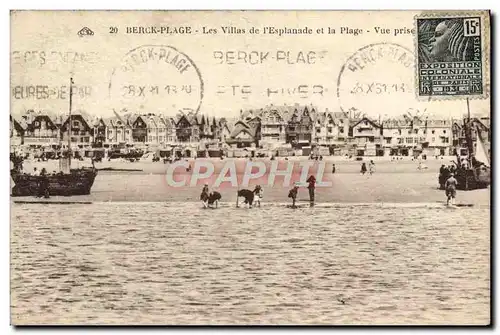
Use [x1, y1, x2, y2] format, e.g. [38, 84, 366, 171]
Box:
[10, 11, 490, 120]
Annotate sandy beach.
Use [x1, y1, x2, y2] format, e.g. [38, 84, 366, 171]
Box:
[13, 157, 490, 206]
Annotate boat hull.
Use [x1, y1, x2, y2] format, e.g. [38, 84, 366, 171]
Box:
[11, 168, 98, 197]
[439, 166, 490, 191]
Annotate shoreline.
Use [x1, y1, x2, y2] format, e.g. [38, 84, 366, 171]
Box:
[11, 199, 489, 208]
[12, 157, 489, 206]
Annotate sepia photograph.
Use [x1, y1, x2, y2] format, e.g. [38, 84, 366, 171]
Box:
[9, 10, 491, 325]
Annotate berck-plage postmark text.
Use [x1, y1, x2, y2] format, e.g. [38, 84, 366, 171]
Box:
[109, 45, 204, 114]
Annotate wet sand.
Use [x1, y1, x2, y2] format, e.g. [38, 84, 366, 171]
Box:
[13, 158, 490, 206]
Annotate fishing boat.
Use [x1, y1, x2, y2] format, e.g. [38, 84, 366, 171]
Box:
[10, 78, 98, 197]
[439, 99, 490, 191]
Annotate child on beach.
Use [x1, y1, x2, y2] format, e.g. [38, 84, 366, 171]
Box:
[200, 184, 209, 208]
[369, 160, 375, 175]
[288, 185, 299, 208]
[253, 185, 263, 207]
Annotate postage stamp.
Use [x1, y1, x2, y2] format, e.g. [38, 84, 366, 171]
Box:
[415, 11, 490, 99]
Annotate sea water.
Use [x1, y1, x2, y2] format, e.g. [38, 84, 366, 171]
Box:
[10, 202, 490, 325]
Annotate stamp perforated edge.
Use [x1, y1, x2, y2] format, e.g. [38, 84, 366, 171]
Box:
[413, 10, 490, 102]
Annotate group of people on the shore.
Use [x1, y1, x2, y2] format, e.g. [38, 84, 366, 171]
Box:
[199, 174, 318, 209]
[360, 160, 375, 175]
[288, 175, 316, 208]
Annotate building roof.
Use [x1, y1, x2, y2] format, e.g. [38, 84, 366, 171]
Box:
[426, 119, 451, 128]
[351, 117, 381, 129]
[229, 120, 257, 139]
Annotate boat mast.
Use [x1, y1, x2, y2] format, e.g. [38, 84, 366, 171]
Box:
[466, 98, 473, 167]
[68, 77, 74, 168]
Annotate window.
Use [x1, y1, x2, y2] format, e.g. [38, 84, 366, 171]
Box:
[72, 121, 79, 127]
[423, 130, 427, 134]
[432, 130, 435, 134]
[71, 137, 77, 142]
[340, 128, 344, 134]
[414, 129, 418, 134]
[443, 130, 447, 134]
[327, 127, 332, 133]
[406, 137, 413, 144]
[386, 138, 391, 144]
[443, 137, 449, 143]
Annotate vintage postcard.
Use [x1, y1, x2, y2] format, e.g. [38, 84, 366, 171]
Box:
[10, 10, 491, 325]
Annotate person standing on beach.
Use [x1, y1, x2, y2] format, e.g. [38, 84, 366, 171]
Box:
[253, 185, 263, 207]
[445, 173, 458, 206]
[288, 185, 299, 208]
[360, 162, 367, 175]
[369, 160, 375, 175]
[306, 175, 316, 205]
[37, 168, 50, 198]
[200, 183, 209, 208]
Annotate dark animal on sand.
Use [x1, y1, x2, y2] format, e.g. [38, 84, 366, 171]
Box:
[237, 189, 254, 207]
[208, 191, 221, 205]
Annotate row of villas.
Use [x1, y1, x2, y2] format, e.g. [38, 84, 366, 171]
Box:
[10, 105, 490, 157]
[10, 111, 231, 148]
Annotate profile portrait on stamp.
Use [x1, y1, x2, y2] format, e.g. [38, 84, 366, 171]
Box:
[419, 18, 478, 63]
